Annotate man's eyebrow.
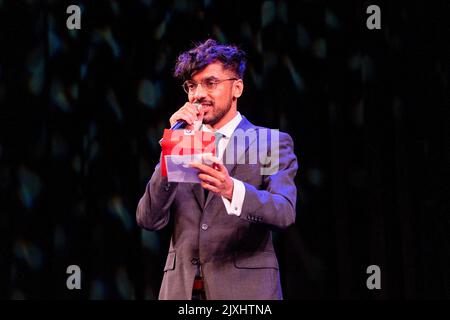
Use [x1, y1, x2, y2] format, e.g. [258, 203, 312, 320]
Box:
[203, 76, 219, 81]
[188, 76, 217, 83]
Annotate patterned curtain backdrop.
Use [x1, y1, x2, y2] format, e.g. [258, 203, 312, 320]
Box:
[0, 0, 449, 299]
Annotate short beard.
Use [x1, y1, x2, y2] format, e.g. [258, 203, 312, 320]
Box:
[203, 100, 232, 126]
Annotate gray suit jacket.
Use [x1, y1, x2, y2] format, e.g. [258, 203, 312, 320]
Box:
[136, 117, 298, 300]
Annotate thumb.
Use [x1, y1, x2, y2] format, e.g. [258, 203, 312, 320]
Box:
[202, 154, 223, 171]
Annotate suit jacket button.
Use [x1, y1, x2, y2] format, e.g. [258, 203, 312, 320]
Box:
[191, 258, 199, 265]
[164, 184, 170, 191]
[201, 223, 208, 231]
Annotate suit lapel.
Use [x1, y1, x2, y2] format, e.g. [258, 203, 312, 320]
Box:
[191, 183, 205, 208]
[223, 116, 258, 176]
[204, 116, 258, 208]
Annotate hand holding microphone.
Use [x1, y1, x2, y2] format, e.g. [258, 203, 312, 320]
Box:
[169, 102, 203, 130]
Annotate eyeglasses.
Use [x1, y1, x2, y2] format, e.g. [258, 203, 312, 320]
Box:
[182, 78, 238, 94]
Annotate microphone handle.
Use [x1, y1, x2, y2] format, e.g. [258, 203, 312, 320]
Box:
[170, 120, 187, 130]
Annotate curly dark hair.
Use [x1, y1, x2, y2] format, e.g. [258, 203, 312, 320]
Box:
[173, 39, 247, 81]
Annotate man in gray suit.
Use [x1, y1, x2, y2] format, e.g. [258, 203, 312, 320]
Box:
[136, 39, 298, 300]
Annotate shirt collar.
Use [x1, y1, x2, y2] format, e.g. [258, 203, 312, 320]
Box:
[202, 112, 242, 138]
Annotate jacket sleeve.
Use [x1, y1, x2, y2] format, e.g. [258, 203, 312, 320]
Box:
[136, 161, 178, 230]
[239, 132, 298, 229]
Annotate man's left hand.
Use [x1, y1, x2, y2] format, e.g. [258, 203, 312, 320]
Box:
[189, 155, 234, 200]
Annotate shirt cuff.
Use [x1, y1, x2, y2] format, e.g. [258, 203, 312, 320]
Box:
[221, 178, 246, 216]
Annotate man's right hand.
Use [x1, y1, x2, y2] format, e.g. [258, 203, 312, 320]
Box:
[169, 102, 202, 130]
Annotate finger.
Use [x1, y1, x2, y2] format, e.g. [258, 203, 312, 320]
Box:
[196, 104, 205, 116]
[183, 108, 199, 120]
[201, 161, 224, 177]
[183, 110, 199, 123]
[183, 103, 200, 116]
[198, 173, 221, 187]
[170, 113, 190, 126]
[200, 181, 220, 194]
[202, 153, 221, 164]
[188, 103, 201, 113]
[202, 154, 225, 172]
[189, 162, 218, 176]
[209, 159, 225, 172]
[176, 111, 196, 124]
[175, 103, 199, 121]
[190, 162, 219, 177]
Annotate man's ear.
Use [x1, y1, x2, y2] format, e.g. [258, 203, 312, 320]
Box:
[233, 79, 244, 98]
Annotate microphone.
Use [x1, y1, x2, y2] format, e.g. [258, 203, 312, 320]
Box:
[170, 103, 202, 130]
[170, 120, 187, 130]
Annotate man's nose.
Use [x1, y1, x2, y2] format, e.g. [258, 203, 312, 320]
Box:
[193, 83, 207, 100]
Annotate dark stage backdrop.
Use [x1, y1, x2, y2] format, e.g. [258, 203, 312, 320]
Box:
[0, 0, 449, 299]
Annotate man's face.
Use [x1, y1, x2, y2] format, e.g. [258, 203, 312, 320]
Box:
[188, 62, 241, 126]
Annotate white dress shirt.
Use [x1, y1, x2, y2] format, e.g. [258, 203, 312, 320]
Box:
[202, 112, 245, 216]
